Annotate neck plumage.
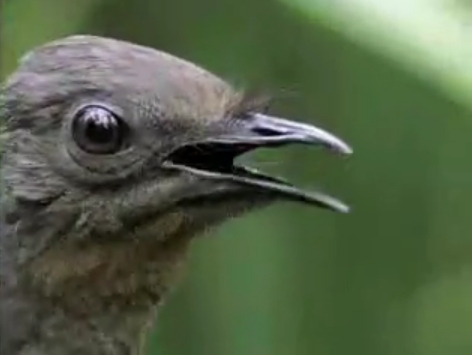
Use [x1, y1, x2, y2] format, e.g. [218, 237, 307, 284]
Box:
[0, 207, 192, 355]
[0, 285, 155, 355]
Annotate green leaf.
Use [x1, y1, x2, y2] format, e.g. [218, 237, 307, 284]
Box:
[278, 0, 472, 111]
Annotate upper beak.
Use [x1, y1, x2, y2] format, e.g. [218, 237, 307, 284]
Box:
[216, 113, 352, 155]
[164, 113, 352, 213]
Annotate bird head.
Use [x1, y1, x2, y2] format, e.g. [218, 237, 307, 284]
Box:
[1, 35, 351, 314]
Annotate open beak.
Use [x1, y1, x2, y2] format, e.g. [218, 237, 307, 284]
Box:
[163, 113, 352, 213]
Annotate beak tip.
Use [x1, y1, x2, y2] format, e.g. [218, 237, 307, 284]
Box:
[327, 136, 352, 156]
[339, 143, 353, 156]
[334, 202, 351, 213]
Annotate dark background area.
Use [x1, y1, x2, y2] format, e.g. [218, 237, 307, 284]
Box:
[3, 1, 472, 354]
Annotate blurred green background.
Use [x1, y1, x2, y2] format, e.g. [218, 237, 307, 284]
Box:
[2, 0, 472, 354]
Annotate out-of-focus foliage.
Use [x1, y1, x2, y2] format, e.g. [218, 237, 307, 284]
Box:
[2, 0, 99, 75]
[2, 1, 472, 355]
[282, 0, 472, 111]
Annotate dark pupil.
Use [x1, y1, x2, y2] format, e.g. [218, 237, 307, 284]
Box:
[73, 107, 123, 154]
[85, 116, 116, 144]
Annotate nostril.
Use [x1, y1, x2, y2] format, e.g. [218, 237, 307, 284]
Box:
[252, 127, 281, 137]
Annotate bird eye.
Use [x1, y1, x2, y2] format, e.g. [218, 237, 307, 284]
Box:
[72, 105, 127, 154]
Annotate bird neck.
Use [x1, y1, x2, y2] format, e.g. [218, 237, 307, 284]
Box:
[0, 282, 155, 355]
[0, 205, 192, 355]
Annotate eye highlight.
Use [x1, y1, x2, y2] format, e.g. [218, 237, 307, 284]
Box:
[72, 105, 128, 154]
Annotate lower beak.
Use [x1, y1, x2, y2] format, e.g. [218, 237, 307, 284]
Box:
[164, 113, 352, 213]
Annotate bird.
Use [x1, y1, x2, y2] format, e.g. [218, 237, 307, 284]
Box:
[0, 35, 352, 355]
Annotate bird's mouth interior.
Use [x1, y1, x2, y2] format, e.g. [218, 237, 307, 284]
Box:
[165, 141, 288, 183]
[164, 140, 350, 213]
